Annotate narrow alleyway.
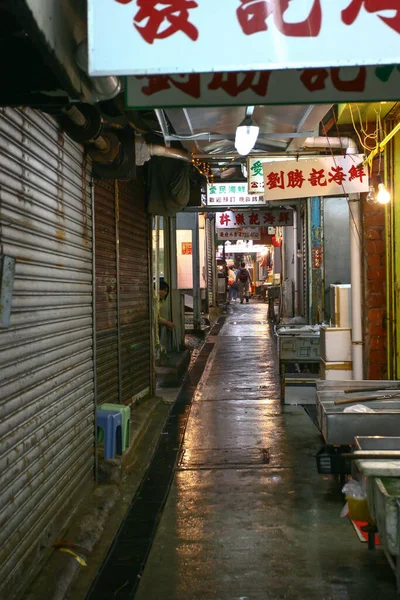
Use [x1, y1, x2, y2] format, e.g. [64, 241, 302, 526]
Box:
[133, 303, 396, 600]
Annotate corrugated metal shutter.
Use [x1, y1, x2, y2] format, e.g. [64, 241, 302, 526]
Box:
[94, 180, 119, 405]
[94, 177, 151, 406]
[206, 216, 215, 308]
[0, 107, 94, 598]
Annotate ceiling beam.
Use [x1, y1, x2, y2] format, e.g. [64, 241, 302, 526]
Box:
[285, 104, 334, 153]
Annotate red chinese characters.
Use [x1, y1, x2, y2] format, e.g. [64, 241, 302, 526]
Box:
[348, 164, 366, 183]
[342, 0, 400, 35]
[328, 166, 346, 185]
[266, 171, 285, 190]
[237, 0, 322, 37]
[208, 71, 271, 98]
[219, 213, 231, 226]
[300, 67, 367, 93]
[308, 168, 327, 187]
[133, 0, 199, 44]
[263, 212, 275, 225]
[287, 169, 305, 189]
[279, 212, 291, 224]
[136, 74, 201, 98]
[234, 213, 246, 226]
[249, 213, 261, 225]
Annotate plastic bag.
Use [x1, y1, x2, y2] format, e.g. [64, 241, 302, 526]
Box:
[340, 479, 367, 518]
[342, 479, 367, 500]
[343, 404, 375, 413]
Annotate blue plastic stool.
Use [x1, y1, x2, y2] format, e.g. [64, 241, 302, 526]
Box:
[96, 409, 123, 460]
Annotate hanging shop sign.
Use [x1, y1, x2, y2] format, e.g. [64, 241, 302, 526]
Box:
[263, 154, 369, 201]
[248, 155, 312, 194]
[218, 227, 261, 241]
[207, 182, 265, 207]
[216, 209, 293, 229]
[89, 2, 400, 77]
[126, 66, 400, 109]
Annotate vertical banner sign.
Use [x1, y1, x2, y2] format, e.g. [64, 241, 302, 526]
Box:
[89, 2, 400, 76]
[207, 182, 265, 206]
[263, 154, 368, 201]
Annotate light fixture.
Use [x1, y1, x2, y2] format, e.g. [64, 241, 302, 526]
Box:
[376, 174, 391, 204]
[235, 107, 259, 156]
[366, 177, 376, 205]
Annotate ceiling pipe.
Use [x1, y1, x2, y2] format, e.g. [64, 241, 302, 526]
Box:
[148, 143, 191, 162]
[303, 137, 358, 154]
[76, 41, 122, 102]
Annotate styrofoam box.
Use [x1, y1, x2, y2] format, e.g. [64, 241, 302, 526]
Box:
[320, 359, 353, 381]
[320, 325, 352, 362]
[279, 335, 320, 360]
[330, 284, 352, 328]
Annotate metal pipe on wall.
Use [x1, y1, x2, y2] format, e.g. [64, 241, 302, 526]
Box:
[348, 194, 364, 380]
[293, 209, 299, 315]
[192, 212, 201, 330]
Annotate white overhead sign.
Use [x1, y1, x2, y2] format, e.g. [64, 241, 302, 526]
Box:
[262, 154, 369, 201]
[126, 66, 400, 108]
[218, 227, 261, 241]
[216, 209, 293, 229]
[89, 1, 400, 76]
[207, 182, 265, 207]
[248, 155, 312, 194]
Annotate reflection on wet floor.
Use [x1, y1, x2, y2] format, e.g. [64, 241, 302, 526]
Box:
[135, 303, 397, 600]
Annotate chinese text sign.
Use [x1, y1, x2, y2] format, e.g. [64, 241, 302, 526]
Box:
[89, 1, 400, 76]
[263, 154, 369, 201]
[218, 227, 261, 241]
[207, 182, 265, 206]
[216, 210, 293, 229]
[126, 66, 400, 109]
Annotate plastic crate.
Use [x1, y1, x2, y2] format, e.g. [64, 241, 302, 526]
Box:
[316, 446, 352, 475]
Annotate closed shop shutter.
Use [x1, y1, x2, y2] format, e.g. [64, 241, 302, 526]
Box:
[94, 180, 119, 404]
[206, 216, 215, 308]
[118, 179, 151, 401]
[0, 108, 94, 598]
[94, 177, 151, 406]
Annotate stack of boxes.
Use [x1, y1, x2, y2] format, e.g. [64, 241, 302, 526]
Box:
[320, 284, 353, 380]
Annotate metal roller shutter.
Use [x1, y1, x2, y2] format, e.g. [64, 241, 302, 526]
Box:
[94, 177, 151, 406]
[206, 216, 215, 308]
[118, 179, 151, 402]
[94, 180, 119, 404]
[0, 107, 94, 598]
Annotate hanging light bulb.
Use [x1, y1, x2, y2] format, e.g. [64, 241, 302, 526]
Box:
[235, 107, 259, 156]
[366, 177, 376, 205]
[376, 174, 391, 205]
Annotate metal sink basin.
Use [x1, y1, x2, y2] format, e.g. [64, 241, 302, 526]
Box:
[354, 437, 400, 477]
[368, 477, 400, 556]
[316, 390, 400, 431]
[316, 380, 400, 392]
[355, 437, 400, 451]
[321, 401, 400, 446]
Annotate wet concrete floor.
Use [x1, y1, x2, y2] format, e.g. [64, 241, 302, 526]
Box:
[135, 303, 397, 600]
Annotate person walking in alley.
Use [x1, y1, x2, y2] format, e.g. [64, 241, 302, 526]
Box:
[227, 264, 238, 304]
[236, 262, 251, 304]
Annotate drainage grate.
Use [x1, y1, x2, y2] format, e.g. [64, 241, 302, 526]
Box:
[178, 447, 270, 470]
[86, 342, 215, 600]
[210, 316, 226, 336]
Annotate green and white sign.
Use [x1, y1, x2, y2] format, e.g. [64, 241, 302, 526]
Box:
[207, 182, 265, 206]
